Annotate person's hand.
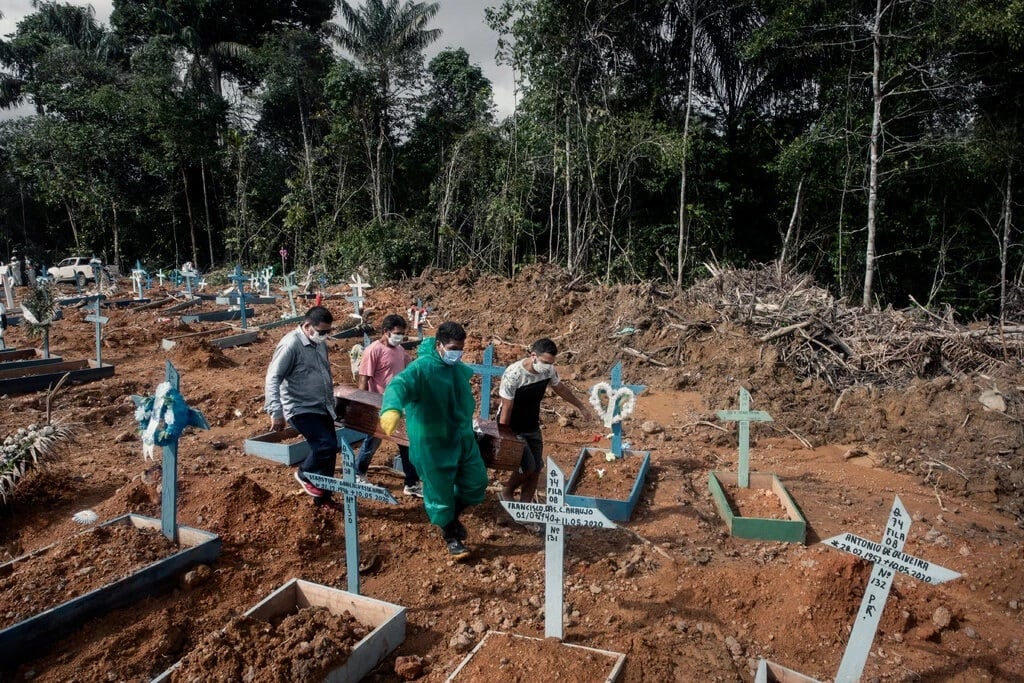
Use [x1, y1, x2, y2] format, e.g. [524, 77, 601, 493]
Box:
[270, 416, 286, 432]
[379, 410, 401, 436]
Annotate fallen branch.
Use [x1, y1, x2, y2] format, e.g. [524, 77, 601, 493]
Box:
[622, 346, 668, 367]
[759, 320, 813, 343]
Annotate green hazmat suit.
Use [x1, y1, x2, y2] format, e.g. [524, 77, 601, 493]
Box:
[381, 337, 488, 528]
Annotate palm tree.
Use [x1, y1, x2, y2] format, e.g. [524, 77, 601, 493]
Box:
[334, 0, 441, 220]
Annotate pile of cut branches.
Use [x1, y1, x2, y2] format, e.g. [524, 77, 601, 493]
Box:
[683, 263, 1024, 390]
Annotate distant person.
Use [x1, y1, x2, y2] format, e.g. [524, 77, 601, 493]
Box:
[264, 306, 342, 512]
[24, 259, 36, 286]
[498, 338, 593, 507]
[9, 257, 22, 287]
[379, 321, 487, 560]
[354, 313, 422, 497]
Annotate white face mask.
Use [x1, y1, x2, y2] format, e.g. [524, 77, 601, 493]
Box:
[533, 359, 552, 373]
[308, 333, 326, 345]
[388, 333, 405, 346]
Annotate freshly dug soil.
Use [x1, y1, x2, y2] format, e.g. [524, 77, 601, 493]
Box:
[0, 522, 179, 629]
[170, 606, 368, 682]
[722, 484, 791, 520]
[450, 631, 620, 682]
[567, 450, 645, 500]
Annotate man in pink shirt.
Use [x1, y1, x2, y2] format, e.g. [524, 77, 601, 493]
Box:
[355, 314, 422, 496]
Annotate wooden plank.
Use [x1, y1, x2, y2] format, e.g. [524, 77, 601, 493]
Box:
[564, 448, 651, 522]
[161, 326, 233, 351]
[0, 349, 35, 362]
[0, 361, 114, 394]
[0, 359, 90, 380]
[181, 308, 254, 324]
[333, 384, 524, 469]
[209, 331, 259, 349]
[707, 471, 807, 543]
[0, 356, 63, 372]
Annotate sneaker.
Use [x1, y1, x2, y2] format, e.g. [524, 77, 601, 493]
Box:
[442, 519, 468, 542]
[445, 538, 471, 560]
[315, 498, 345, 512]
[403, 483, 424, 498]
[295, 470, 324, 497]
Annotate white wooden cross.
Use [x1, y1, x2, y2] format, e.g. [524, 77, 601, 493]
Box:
[84, 295, 109, 365]
[131, 260, 147, 300]
[304, 439, 398, 595]
[180, 263, 199, 298]
[822, 496, 960, 682]
[716, 387, 772, 487]
[280, 271, 299, 317]
[500, 459, 617, 639]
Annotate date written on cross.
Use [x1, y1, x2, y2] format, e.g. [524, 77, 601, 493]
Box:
[824, 533, 959, 588]
[304, 474, 398, 505]
[504, 501, 615, 529]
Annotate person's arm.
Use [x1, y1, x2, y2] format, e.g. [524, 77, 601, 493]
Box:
[551, 381, 593, 421]
[497, 396, 514, 426]
[264, 341, 295, 430]
[358, 343, 378, 391]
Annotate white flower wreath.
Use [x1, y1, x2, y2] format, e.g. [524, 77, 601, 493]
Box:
[589, 382, 637, 428]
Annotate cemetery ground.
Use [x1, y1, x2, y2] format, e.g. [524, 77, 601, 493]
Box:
[1, 264, 1023, 682]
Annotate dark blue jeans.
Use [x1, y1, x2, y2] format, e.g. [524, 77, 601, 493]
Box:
[289, 412, 338, 500]
[356, 436, 420, 487]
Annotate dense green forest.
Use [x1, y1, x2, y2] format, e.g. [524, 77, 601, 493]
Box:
[1, 0, 1022, 316]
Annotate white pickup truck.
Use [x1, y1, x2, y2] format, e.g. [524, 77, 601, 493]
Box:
[47, 257, 110, 286]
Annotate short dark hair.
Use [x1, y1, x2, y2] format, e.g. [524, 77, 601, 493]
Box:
[436, 321, 466, 345]
[381, 314, 407, 332]
[531, 338, 558, 356]
[305, 306, 333, 326]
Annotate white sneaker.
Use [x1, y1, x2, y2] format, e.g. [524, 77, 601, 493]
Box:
[403, 483, 424, 498]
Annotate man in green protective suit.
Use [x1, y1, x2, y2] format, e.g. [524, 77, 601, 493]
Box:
[378, 321, 487, 560]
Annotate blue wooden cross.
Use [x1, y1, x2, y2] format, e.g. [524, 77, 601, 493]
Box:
[304, 439, 398, 594]
[131, 361, 209, 542]
[466, 344, 506, 419]
[227, 264, 252, 329]
[608, 362, 646, 457]
[181, 266, 199, 298]
[716, 387, 772, 487]
[280, 272, 299, 317]
[84, 295, 109, 365]
[500, 459, 616, 639]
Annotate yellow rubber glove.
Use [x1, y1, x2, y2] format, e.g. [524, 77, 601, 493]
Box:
[379, 409, 401, 436]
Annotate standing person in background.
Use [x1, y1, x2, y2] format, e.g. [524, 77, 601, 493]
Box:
[264, 306, 342, 512]
[498, 338, 592, 507]
[378, 321, 487, 560]
[355, 313, 423, 497]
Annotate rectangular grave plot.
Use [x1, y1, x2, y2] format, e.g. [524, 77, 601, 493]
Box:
[755, 659, 821, 683]
[161, 326, 234, 351]
[564, 448, 651, 522]
[244, 426, 366, 465]
[209, 331, 259, 349]
[180, 307, 254, 324]
[0, 350, 64, 371]
[0, 513, 220, 670]
[151, 578, 406, 683]
[445, 631, 625, 683]
[0, 359, 113, 394]
[708, 471, 807, 543]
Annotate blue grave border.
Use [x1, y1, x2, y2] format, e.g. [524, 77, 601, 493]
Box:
[564, 447, 651, 522]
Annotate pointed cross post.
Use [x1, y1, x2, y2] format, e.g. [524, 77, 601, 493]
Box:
[227, 264, 252, 329]
[608, 362, 646, 457]
[823, 496, 960, 682]
[466, 344, 506, 419]
[501, 459, 617, 639]
[716, 387, 773, 487]
[304, 439, 398, 594]
[84, 295, 109, 365]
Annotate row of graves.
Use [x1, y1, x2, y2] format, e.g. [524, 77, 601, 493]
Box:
[0, 268, 963, 682]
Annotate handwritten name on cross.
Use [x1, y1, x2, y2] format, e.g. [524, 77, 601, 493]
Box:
[466, 344, 505, 419]
[500, 459, 616, 639]
[608, 362, 646, 457]
[280, 272, 299, 317]
[716, 387, 772, 487]
[84, 295, 109, 365]
[305, 439, 398, 595]
[822, 496, 960, 682]
[227, 264, 252, 329]
[131, 361, 209, 542]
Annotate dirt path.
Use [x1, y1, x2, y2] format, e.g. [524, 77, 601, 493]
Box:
[1, 270, 1021, 682]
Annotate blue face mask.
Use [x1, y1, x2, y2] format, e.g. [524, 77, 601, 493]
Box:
[439, 346, 463, 365]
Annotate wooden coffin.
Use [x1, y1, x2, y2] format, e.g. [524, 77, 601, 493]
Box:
[333, 384, 524, 470]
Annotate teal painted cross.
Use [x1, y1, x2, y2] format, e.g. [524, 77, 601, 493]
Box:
[500, 459, 616, 639]
[227, 264, 252, 329]
[466, 344, 505, 419]
[280, 272, 298, 317]
[608, 362, 646, 457]
[84, 295, 109, 365]
[304, 439, 398, 594]
[181, 265, 199, 298]
[131, 361, 209, 542]
[716, 387, 772, 487]
[823, 496, 960, 682]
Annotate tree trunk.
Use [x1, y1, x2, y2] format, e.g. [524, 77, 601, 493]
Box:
[181, 166, 199, 266]
[862, 0, 884, 310]
[677, 10, 698, 288]
[200, 160, 215, 269]
[1000, 166, 1013, 322]
[778, 179, 803, 275]
[111, 201, 121, 272]
[564, 115, 574, 275]
[64, 201, 80, 250]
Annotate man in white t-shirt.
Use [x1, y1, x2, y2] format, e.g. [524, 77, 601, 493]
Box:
[497, 338, 591, 507]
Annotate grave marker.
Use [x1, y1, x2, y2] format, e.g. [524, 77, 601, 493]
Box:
[500, 459, 616, 639]
[0, 303, 6, 351]
[84, 295, 109, 365]
[180, 264, 199, 298]
[465, 344, 505, 419]
[156, 269, 166, 287]
[131, 260, 147, 300]
[346, 273, 372, 345]
[89, 259, 103, 291]
[304, 439, 399, 595]
[281, 272, 299, 318]
[716, 387, 772, 487]
[2, 271, 14, 309]
[227, 264, 252, 329]
[602, 362, 646, 457]
[131, 361, 210, 541]
[407, 299, 431, 339]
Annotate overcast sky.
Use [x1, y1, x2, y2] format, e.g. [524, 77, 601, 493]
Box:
[0, 0, 517, 120]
